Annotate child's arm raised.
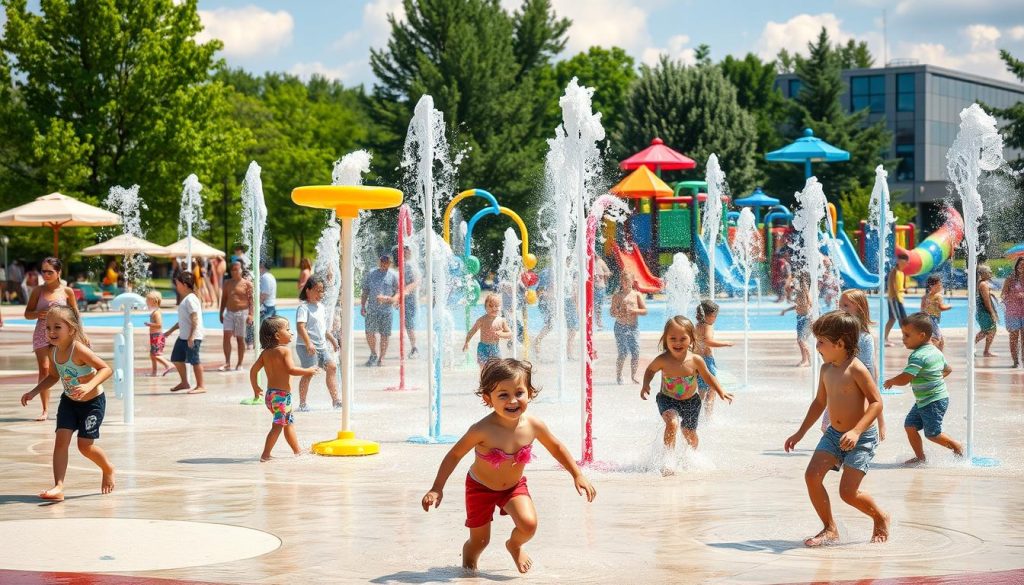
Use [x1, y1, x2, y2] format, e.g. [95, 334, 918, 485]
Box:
[533, 417, 596, 502]
[841, 361, 884, 450]
[249, 353, 265, 400]
[422, 426, 485, 511]
[784, 368, 828, 451]
[639, 356, 662, 400]
[694, 355, 733, 403]
[463, 319, 482, 351]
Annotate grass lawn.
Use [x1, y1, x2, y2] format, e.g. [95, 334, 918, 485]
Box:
[150, 267, 302, 299]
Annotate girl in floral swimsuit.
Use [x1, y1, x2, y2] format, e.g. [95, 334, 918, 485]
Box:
[641, 316, 734, 454]
[421, 359, 596, 575]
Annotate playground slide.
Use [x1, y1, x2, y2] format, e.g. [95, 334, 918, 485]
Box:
[832, 230, 881, 289]
[693, 237, 756, 297]
[613, 244, 663, 293]
[899, 207, 965, 277]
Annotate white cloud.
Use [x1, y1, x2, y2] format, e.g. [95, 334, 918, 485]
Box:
[334, 0, 404, 53]
[756, 13, 846, 60]
[549, 0, 651, 55]
[197, 6, 294, 58]
[1009, 26, 1024, 41]
[964, 24, 1000, 50]
[641, 34, 696, 67]
[289, 61, 363, 82]
[897, 36, 1011, 81]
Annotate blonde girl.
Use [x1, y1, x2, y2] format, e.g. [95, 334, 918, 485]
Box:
[422, 359, 595, 574]
[20, 306, 114, 500]
[144, 291, 174, 376]
[641, 316, 734, 454]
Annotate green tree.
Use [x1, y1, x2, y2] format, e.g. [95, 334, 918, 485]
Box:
[0, 0, 249, 257]
[987, 50, 1024, 164]
[369, 0, 567, 207]
[618, 56, 759, 193]
[839, 185, 915, 242]
[982, 50, 1024, 242]
[719, 53, 787, 179]
[783, 28, 893, 198]
[837, 39, 874, 69]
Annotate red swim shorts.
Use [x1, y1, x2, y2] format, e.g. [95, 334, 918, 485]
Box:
[464, 473, 531, 528]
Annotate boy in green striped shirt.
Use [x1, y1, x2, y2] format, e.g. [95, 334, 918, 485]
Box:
[883, 312, 964, 465]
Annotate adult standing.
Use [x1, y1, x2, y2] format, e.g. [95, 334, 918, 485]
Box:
[396, 246, 419, 357]
[23, 257, 81, 421]
[361, 253, 398, 367]
[7, 260, 24, 303]
[296, 257, 312, 292]
[975, 264, 999, 357]
[1002, 258, 1024, 367]
[218, 261, 253, 370]
[259, 261, 277, 321]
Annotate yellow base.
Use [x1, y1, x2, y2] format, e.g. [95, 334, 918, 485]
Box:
[312, 431, 380, 457]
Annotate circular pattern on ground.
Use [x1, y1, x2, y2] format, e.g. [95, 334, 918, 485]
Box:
[0, 518, 280, 572]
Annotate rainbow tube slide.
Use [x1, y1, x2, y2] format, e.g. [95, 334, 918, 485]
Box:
[898, 207, 964, 277]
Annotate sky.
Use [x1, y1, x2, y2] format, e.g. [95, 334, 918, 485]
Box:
[191, 0, 1024, 87]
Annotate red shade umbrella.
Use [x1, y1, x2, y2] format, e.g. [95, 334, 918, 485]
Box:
[620, 137, 696, 174]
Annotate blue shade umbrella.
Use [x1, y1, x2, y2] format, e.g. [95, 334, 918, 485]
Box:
[733, 187, 780, 223]
[766, 128, 850, 179]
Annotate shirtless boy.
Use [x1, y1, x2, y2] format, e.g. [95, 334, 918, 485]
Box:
[219, 261, 253, 370]
[465, 293, 512, 366]
[785, 310, 889, 547]
[610, 271, 647, 384]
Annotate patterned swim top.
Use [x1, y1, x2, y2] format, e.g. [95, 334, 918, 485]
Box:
[661, 373, 698, 400]
[52, 344, 98, 398]
[475, 443, 534, 468]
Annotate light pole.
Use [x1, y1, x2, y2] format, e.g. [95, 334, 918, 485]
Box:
[1, 235, 8, 305]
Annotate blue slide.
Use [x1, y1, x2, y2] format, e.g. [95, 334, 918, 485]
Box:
[693, 237, 757, 297]
[830, 230, 881, 290]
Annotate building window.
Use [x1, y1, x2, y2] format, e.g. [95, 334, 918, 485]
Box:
[788, 79, 803, 98]
[851, 75, 885, 113]
[896, 144, 915, 181]
[897, 73, 915, 112]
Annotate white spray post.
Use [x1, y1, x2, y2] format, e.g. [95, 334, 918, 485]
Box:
[793, 177, 828, 397]
[732, 208, 759, 389]
[111, 292, 146, 423]
[947, 104, 1004, 467]
[868, 165, 894, 392]
[703, 154, 726, 299]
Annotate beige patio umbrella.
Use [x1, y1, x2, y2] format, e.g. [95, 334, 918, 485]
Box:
[0, 192, 121, 256]
[155, 236, 225, 259]
[81, 234, 169, 257]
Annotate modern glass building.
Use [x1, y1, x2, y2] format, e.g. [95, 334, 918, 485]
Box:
[777, 64, 1024, 227]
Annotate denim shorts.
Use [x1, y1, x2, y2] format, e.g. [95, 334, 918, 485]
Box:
[697, 355, 717, 393]
[796, 315, 811, 340]
[297, 345, 336, 369]
[815, 424, 878, 474]
[170, 338, 202, 365]
[614, 322, 639, 358]
[904, 397, 949, 438]
[1006, 314, 1024, 331]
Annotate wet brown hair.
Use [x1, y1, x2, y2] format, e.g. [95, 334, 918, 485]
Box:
[839, 289, 872, 333]
[696, 300, 719, 324]
[475, 358, 540, 401]
[659, 315, 696, 352]
[174, 270, 195, 290]
[811, 310, 860, 358]
[259, 316, 290, 350]
[901, 311, 934, 338]
[46, 305, 89, 346]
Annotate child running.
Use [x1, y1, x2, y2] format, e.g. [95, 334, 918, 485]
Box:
[781, 272, 812, 366]
[921, 274, 952, 352]
[20, 306, 115, 500]
[295, 276, 340, 411]
[785, 310, 888, 546]
[610, 271, 647, 384]
[250, 317, 317, 461]
[694, 301, 733, 413]
[144, 291, 174, 377]
[883, 312, 964, 464]
[826, 290, 887, 439]
[422, 359, 596, 573]
[640, 316, 734, 460]
[464, 293, 512, 366]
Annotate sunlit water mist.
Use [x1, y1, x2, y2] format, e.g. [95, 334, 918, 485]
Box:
[703, 154, 726, 299]
[103, 184, 149, 290]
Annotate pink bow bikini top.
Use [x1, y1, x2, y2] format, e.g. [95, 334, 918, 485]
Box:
[475, 443, 535, 468]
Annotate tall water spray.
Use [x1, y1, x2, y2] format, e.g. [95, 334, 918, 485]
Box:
[947, 104, 1005, 464]
[240, 161, 267, 333]
[664, 253, 699, 319]
[540, 77, 605, 406]
[178, 174, 206, 268]
[703, 154, 727, 299]
[104, 184, 148, 290]
[732, 208, 759, 389]
[402, 94, 458, 442]
[792, 177, 828, 396]
[323, 151, 373, 333]
[497, 228, 524, 358]
[867, 165, 894, 389]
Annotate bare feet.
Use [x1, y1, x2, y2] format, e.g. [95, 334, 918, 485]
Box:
[660, 466, 675, 477]
[35, 410, 48, 422]
[39, 485, 64, 501]
[903, 457, 925, 466]
[631, 376, 640, 384]
[169, 382, 189, 392]
[186, 387, 207, 394]
[506, 539, 532, 573]
[260, 455, 272, 462]
[951, 442, 965, 459]
[804, 527, 839, 547]
[872, 513, 890, 543]
[983, 352, 999, 357]
[102, 470, 115, 494]
[161, 367, 174, 377]
[216, 364, 230, 372]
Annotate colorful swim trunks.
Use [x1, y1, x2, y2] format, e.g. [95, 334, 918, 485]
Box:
[149, 332, 166, 356]
[265, 388, 293, 425]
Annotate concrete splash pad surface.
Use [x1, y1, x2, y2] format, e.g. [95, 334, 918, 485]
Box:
[0, 323, 1022, 584]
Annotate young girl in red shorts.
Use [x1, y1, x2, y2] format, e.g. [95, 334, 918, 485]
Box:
[421, 358, 596, 574]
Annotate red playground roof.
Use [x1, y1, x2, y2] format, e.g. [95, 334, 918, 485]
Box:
[620, 137, 696, 171]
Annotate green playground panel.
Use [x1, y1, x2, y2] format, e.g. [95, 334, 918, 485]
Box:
[659, 209, 691, 248]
